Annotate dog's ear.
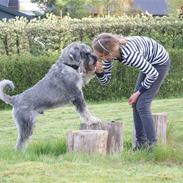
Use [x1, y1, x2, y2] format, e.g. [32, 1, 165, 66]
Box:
[69, 46, 81, 63]
[80, 44, 91, 54]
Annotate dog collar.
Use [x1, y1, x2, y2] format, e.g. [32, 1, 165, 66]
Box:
[63, 63, 79, 70]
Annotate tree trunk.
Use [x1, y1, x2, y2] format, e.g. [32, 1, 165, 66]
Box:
[80, 121, 123, 154]
[66, 130, 108, 155]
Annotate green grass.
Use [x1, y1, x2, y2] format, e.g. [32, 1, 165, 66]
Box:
[0, 98, 183, 183]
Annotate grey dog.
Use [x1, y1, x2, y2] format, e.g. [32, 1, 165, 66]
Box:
[0, 42, 100, 150]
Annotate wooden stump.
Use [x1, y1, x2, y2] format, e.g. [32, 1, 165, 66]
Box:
[80, 121, 123, 154]
[132, 113, 168, 147]
[66, 130, 108, 155]
[153, 113, 167, 144]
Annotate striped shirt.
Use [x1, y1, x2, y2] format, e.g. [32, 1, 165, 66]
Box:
[95, 36, 169, 93]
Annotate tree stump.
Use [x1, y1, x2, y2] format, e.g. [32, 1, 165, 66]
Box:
[153, 113, 167, 144]
[66, 130, 108, 155]
[132, 113, 168, 147]
[80, 121, 123, 154]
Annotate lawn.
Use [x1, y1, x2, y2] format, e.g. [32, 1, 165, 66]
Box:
[0, 98, 183, 183]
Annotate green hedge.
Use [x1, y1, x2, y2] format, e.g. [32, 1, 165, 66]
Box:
[0, 49, 183, 109]
[84, 49, 183, 101]
[0, 54, 57, 109]
[0, 15, 183, 56]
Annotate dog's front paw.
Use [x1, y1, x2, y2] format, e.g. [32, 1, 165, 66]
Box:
[84, 116, 102, 125]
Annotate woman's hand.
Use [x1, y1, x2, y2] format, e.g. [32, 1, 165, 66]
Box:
[95, 61, 103, 73]
[128, 91, 141, 105]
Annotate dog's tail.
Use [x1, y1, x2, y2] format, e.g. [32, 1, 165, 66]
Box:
[0, 80, 15, 105]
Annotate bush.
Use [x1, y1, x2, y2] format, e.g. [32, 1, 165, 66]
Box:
[0, 54, 57, 109]
[84, 49, 183, 101]
[0, 49, 182, 109]
[0, 15, 183, 56]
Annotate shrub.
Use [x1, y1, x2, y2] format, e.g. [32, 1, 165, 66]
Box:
[0, 15, 183, 56]
[0, 49, 182, 109]
[0, 54, 57, 109]
[84, 49, 183, 101]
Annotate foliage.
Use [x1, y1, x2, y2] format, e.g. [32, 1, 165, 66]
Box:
[0, 14, 183, 56]
[0, 49, 182, 109]
[0, 53, 57, 109]
[30, 0, 183, 17]
[31, 0, 132, 17]
[168, 0, 183, 15]
[62, 0, 89, 18]
[83, 49, 183, 101]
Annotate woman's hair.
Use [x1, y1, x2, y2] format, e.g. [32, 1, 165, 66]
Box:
[92, 33, 127, 55]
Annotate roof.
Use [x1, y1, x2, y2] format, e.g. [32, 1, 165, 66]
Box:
[132, 0, 168, 16]
[0, 4, 34, 20]
[1, 0, 9, 7]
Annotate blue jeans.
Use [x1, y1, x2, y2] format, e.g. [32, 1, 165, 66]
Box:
[132, 60, 170, 145]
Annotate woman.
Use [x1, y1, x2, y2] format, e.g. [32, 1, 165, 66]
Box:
[92, 33, 170, 150]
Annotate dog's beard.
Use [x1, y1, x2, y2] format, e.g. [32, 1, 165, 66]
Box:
[79, 62, 96, 86]
[80, 71, 95, 86]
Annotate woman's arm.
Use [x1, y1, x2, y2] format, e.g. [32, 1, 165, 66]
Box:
[95, 60, 112, 85]
[124, 51, 159, 93]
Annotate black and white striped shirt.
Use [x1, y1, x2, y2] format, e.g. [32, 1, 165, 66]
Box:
[95, 36, 169, 93]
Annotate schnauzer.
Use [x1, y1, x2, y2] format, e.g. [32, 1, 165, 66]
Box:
[0, 42, 100, 150]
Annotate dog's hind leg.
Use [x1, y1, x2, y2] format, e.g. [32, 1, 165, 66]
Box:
[12, 108, 35, 150]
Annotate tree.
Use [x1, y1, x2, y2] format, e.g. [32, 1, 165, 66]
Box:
[31, 0, 68, 15]
[93, 0, 132, 16]
[31, 0, 133, 17]
[80, 0, 133, 16]
[62, 0, 88, 18]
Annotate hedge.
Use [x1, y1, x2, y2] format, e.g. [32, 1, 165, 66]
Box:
[0, 54, 57, 109]
[0, 49, 182, 109]
[0, 15, 183, 56]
